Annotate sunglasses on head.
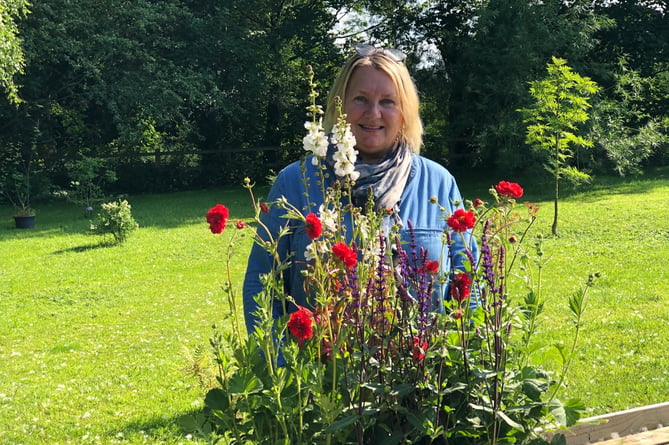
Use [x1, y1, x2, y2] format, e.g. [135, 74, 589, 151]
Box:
[354, 44, 407, 63]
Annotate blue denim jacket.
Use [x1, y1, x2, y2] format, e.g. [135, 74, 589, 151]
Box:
[242, 154, 479, 334]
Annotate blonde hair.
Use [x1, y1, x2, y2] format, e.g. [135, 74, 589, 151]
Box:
[323, 52, 423, 153]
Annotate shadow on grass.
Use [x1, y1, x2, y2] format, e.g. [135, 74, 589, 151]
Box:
[1, 186, 265, 239]
[107, 408, 216, 443]
[3, 168, 667, 239]
[0, 224, 87, 242]
[52, 240, 118, 254]
[129, 186, 263, 229]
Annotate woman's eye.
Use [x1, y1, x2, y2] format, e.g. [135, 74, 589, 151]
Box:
[381, 99, 396, 107]
[352, 96, 367, 104]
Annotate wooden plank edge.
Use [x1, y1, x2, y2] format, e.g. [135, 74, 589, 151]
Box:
[589, 426, 669, 445]
[545, 401, 669, 445]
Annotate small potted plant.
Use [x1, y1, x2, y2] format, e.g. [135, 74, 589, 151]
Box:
[1, 144, 45, 229]
[4, 171, 36, 228]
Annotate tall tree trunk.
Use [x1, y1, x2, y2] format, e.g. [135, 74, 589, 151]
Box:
[552, 139, 559, 236]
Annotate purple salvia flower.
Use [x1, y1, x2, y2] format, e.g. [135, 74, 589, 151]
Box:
[371, 233, 391, 334]
[401, 224, 433, 336]
[496, 244, 505, 302]
[394, 239, 414, 306]
[374, 233, 389, 304]
[344, 267, 361, 321]
[419, 246, 429, 272]
[480, 224, 496, 307]
[416, 267, 431, 336]
[465, 248, 477, 274]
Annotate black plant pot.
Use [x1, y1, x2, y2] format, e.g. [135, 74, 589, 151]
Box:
[14, 215, 36, 229]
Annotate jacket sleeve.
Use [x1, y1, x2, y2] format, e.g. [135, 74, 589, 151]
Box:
[242, 171, 294, 335]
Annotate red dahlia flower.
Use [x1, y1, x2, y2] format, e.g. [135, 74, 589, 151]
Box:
[473, 198, 484, 208]
[447, 209, 476, 232]
[236, 220, 245, 230]
[495, 180, 524, 199]
[287, 306, 314, 347]
[305, 213, 323, 239]
[451, 273, 472, 303]
[412, 336, 428, 362]
[332, 242, 357, 269]
[421, 260, 440, 275]
[206, 204, 229, 234]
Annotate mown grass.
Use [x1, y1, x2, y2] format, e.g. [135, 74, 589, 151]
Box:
[0, 188, 257, 444]
[1, 167, 668, 444]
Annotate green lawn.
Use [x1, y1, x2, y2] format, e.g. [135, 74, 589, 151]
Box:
[1, 168, 668, 444]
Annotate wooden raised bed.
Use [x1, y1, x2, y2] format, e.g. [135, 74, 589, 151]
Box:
[551, 402, 669, 444]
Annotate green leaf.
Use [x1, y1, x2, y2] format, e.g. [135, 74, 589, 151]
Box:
[523, 378, 549, 401]
[405, 411, 429, 433]
[551, 433, 568, 445]
[496, 410, 525, 432]
[562, 398, 586, 426]
[441, 381, 467, 395]
[323, 414, 361, 434]
[389, 383, 414, 398]
[228, 372, 263, 395]
[568, 288, 584, 317]
[361, 382, 389, 395]
[549, 398, 584, 427]
[549, 399, 567, 426]
[204, 388, 229, 411]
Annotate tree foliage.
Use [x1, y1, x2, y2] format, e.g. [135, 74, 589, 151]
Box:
[358, 0, 614, 172]
[0, 0, 29, 104]
[0, 0, 345, 194]
[520, 57, 599, 236]
[0, 0, 667, 198]
[589, 58, 669, 175]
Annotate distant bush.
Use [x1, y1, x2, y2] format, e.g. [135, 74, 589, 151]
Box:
[90, 199, 139, 243]
[66, 156, 117, 211]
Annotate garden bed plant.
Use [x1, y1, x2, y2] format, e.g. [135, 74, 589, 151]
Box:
[203, 77, 595, 444]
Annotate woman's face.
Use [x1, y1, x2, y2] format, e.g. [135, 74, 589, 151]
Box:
[344, 65, 403, 163]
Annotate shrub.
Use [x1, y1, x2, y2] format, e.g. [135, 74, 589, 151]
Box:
[90, 199, 139, 243]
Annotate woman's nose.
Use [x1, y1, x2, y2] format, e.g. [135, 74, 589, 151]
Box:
[365, 101, 381, 117]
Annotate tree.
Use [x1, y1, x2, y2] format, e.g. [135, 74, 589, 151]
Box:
[192, 0, 345, 185]
[520, 57, 599, 236]
[356, 0, 610, 174]
[5, 0, 218, 191]
[2, 0, 345, 192]
[591, 0, 668, 79]
[0, 0, 29, 104]
[589, 58, 669, 175]
[586, 1, 669, 174]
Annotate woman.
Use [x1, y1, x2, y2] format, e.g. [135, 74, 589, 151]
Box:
[243, 44, 477, 334]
